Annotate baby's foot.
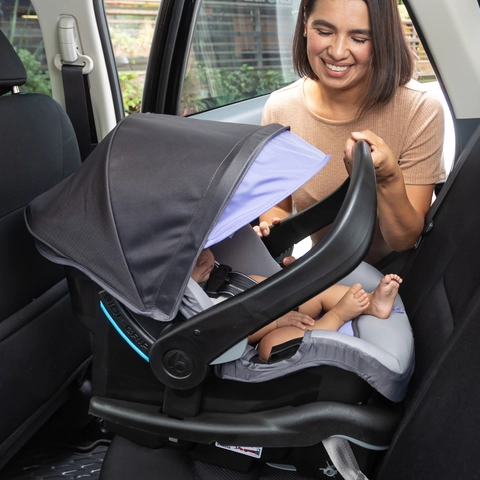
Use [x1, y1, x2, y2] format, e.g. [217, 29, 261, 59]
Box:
[366, 274, 402, 319]
[329, 283, 370, 324]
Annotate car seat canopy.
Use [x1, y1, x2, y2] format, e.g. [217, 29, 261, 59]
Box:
[25, 114, 330, 321]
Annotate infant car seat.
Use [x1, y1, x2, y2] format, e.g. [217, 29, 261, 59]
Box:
[25, 113, 413, 479]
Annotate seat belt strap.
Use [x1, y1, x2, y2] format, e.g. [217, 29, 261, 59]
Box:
[322, 437, 369, 480]
[61, 64, 97, 161]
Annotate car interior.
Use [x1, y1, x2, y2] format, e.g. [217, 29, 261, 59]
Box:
[1, 0, 480, 479]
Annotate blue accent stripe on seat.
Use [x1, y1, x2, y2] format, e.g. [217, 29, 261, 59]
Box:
[100, 301, 150, 362]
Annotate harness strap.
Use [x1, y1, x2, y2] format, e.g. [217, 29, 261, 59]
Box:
[205, 263, 258, 298]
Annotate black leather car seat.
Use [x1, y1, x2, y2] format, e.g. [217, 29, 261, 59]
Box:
[373, 124, 480, 479]
[0, 29, 92, 467]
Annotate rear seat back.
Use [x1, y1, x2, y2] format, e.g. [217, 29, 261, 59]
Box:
[376, 125, 480, 479]
[0, 29, 91, 467]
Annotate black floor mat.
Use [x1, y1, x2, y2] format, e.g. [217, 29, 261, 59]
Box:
[0, 403, 112, 480]
[0, 441, 109, 479]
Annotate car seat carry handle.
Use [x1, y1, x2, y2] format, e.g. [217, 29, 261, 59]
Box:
[262, 178, 350, 259]
[149, 140, 377, 390]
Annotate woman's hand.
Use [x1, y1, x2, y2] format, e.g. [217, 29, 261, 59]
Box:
[276, 311, 316, 330]
[343, 130, 434, 252]
[343, 130, 401, 185]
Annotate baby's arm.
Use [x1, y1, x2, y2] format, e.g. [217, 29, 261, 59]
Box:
[248, 310, 315, 344]
[255, 197, 293, 238]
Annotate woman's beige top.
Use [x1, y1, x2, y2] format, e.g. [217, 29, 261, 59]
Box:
[262, 78, 446, 265]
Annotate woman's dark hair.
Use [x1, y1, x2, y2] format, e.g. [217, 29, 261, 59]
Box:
[293, 0, 413, 116]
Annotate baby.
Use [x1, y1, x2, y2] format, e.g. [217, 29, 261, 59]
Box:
[191, 248, 402, 361]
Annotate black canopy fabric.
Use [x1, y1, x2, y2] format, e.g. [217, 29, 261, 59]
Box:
[25, 114, 329, 321]
[25, 114, 330, 321]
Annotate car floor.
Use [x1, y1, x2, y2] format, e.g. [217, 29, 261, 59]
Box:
[0, 412, 324, 480]
[0, 442, 108, 479]
[1, 433, 322, 480]
[0, 413, 111, 480]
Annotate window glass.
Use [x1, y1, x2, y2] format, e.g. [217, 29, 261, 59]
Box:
[105, 0, 158, 114]
[0, 0, 51, 95]
[180, 0, 298, 116]
[398, 4, 436, 82]
[399, 2, 454, 173]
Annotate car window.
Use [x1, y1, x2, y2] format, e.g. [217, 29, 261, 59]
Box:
[179, 0, 298, 116]
[105, 0, 158, 115]
[0, 0, 51, 96]
[402, 5, 455, 173]
[105, 0, 298, 117]
[400, 7, 435, 82]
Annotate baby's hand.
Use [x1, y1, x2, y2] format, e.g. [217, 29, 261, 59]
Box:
[280, 255, 296, 267]
[253, 218, 281, 238]
[276, 311, 315, 330]
[253, 218, 296, 267]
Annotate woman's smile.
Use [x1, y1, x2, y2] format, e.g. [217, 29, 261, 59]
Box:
[323, 60, 352, 75]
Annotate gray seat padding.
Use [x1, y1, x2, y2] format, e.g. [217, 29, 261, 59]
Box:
[216, 261, 414, 402]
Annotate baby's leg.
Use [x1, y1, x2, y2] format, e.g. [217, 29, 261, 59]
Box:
[300, 283, 356, 318]
[258, 284, 369, 361]
[257, 326, 305, 362]
[313, 283, 369, 331]
[364, 274, 402, 319]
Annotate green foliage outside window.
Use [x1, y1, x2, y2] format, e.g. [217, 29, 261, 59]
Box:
[6, 0, 51, 96]
[181, 63, 293, 116]
[119, 72, 143, 115]
[16, 48, 52, 96]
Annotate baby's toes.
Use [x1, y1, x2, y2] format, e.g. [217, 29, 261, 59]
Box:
[359, 296, 369, 308]
[382, 274, 394, 284]
[350, 283, 363, 295]
[353, 289, 366, 300]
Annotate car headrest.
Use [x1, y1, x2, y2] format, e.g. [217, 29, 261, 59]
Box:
[0, 29, 27, 95]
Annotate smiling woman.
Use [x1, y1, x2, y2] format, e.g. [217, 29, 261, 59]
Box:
[259, 0, 446, 268]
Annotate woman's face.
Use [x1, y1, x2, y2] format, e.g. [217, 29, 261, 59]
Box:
[191, 248, 215, 283]
[304, 0, 373, 94]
